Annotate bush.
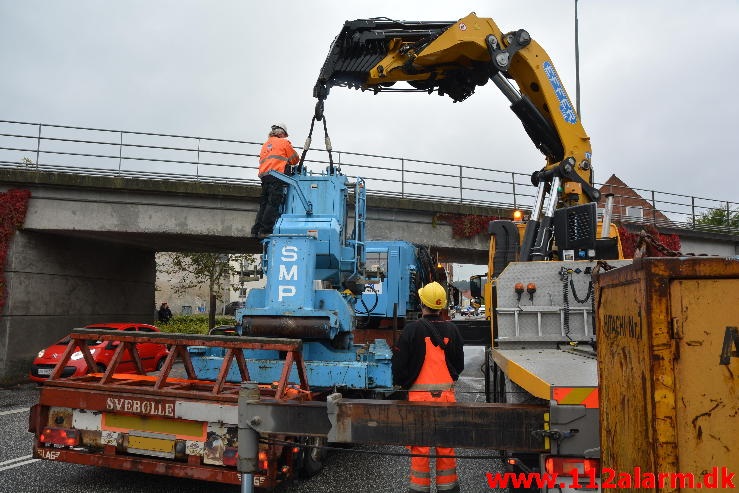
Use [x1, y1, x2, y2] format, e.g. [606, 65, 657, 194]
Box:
[157, 315, 236, 334]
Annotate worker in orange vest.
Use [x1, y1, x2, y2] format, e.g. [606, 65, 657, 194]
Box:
[251, 123, 300, 238]
[392, 281, 464, 493]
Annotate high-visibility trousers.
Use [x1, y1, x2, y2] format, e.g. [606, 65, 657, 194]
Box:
[407, 389, 459, 492]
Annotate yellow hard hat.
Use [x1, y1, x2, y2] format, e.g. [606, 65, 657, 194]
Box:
[418, 282, 447, 310]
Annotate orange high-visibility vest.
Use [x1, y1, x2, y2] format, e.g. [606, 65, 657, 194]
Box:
[258, 136, 299, 176]
[408, 336, 459, 493]
[409, 336, 454, 392]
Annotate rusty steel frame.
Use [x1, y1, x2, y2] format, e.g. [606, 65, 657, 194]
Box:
[242, 393, 548, 452]
[329, 397, 547, 451]
[43, 329, 313, 401]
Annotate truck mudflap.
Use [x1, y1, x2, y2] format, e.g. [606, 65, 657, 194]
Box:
[29, 329, 313, 488]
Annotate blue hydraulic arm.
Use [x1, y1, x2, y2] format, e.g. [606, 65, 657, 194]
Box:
[265, 170, 313, 215]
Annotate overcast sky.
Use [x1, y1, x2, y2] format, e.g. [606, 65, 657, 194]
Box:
[2, 1, 738, 206]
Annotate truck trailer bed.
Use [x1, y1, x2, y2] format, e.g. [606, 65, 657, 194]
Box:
[491, 346, 598, 401]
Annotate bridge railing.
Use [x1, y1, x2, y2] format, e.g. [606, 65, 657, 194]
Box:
[0, 119, 736, 235]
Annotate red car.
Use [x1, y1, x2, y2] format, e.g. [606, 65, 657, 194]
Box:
[29, 323, 169, 383]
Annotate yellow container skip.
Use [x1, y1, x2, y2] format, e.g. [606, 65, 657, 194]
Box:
[595, 257, 738, 492]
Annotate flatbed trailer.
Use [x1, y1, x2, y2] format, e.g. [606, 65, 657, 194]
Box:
[28, 328, 553, 490]
[28, 329, 315, 488]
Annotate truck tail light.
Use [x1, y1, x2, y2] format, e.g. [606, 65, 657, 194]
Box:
[545, 457, 599, 476]
[259, 450, 268, 471]
[39, 427, 80, 447]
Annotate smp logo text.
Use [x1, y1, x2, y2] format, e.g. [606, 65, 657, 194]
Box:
[277, 245, 298, 301]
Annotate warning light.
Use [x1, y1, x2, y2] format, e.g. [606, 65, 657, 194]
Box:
[513, 210, 523, 221]
[259, 450, 269, 471]
[514, 283, 525, 302]
[39, 427, 79, 447]
[545, 457, 599, 476]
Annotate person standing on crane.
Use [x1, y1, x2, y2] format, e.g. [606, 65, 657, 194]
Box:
[251, 123, 300, 238]
[393, 281, 464, 493]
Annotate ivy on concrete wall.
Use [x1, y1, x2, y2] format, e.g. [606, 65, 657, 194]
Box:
[432, 212, 683, 258]
[617, 223, 681, 258]
[433, 213, 501, 239]
[0, 189, 31, 313]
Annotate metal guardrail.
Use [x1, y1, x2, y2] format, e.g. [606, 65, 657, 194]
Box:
[0, 119, 736, 235]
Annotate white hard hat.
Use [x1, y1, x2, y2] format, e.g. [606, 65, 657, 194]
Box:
[271, 123, 288, 136]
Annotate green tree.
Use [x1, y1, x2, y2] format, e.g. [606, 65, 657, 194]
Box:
[160, 252, 255, 329]
[695, 204, 739, 229]
[451, 280, 470, 292]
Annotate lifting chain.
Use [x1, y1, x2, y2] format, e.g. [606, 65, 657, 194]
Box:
[594, 259, 618, 273]
[298, 100, 336, 175]
[634, 229, 683, 258]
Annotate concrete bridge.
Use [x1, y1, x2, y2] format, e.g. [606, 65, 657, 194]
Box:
[2, 168, 738, 383]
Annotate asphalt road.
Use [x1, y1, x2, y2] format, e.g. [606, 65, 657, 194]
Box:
[0, 347, 504, 493]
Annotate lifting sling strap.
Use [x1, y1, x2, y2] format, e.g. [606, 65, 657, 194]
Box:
[297, 104, 336, 175]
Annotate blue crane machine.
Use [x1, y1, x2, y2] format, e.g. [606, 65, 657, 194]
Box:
[189, 165, 441, 391]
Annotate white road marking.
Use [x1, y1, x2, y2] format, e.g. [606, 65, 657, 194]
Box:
[0, 455, 33, 466]
[0, 407, 29, 416]
[0, 455, 40, 471]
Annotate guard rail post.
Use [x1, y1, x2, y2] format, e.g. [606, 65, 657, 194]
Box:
[726, 202, 732, 227]
[458, 165, 463, 203]
[651, 190, 657, 225]
[196, 137, 201, 180]
[118, 131, 124, 174]
[35, 123, 42, 168]
[401, 158, 405, 198]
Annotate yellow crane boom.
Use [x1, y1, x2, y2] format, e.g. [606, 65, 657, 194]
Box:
[314, 13, 601, 261]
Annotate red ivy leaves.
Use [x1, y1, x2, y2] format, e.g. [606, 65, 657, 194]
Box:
[433, 214, 683, 258]
[434, 213, 500, 239]
[0, 189, 32, 313]
[617, 223, 681, 258]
